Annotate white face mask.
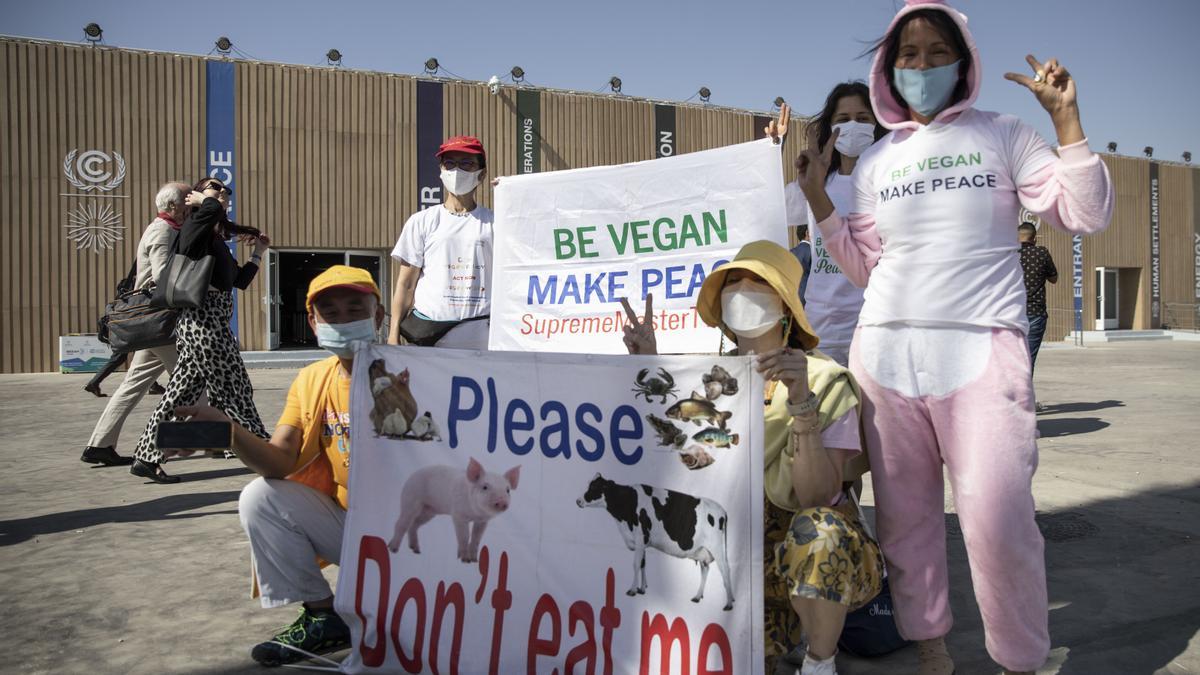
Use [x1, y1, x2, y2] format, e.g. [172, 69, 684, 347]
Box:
[314, 317, 377, 359]
[720, 285, 784, 338]
[832, 120, 876, 158]
[440, 168, 482, 196]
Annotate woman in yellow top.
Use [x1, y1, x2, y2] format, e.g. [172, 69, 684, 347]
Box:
[623, 240, 884, 675]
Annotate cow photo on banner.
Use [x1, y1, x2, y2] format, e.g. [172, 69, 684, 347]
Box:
[488, 139, 789, 354]
[335, 345, 765, 674]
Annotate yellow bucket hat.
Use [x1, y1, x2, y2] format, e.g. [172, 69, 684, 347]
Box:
[696, 240, 819, 351]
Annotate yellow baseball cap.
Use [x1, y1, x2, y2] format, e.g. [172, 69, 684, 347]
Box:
[306, 265, 381, 313]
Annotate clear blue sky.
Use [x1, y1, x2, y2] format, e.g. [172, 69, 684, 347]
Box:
[5, 0, 1198, 162]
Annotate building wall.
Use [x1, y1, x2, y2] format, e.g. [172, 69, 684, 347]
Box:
[1, 36, 1196, 371]
[1040, 156, 1198, 341]
[1, 39, 205, 373]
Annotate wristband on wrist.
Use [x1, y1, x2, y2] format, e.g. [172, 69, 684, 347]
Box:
[786, 392, 818, 417]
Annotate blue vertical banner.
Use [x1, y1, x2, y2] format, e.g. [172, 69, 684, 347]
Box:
[1072, 234, 1083, 335]
[206, 60, 239, 339]
[416, 80, 444, 210]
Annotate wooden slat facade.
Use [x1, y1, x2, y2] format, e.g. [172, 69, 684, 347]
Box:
[1, 38, 204, 373]
[2, 36, 1197, 370]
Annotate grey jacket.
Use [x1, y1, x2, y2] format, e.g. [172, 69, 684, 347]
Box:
[134, 217, 174, 290]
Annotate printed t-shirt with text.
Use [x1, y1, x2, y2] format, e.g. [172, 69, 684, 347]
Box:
[391, 204, 494, 322]
[850, 108, 1058, 332]
[278, 359, 352, 509]
[804, 173, 867, 352]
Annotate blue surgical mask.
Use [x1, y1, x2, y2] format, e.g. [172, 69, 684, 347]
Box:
[893, 60, 962, 118]
[314, 317, 377, 358]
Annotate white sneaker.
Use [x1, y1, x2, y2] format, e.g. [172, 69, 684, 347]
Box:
[798, 652, 837, 675]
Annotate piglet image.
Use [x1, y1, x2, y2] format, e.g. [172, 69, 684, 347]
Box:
[387, 458, 520, 563]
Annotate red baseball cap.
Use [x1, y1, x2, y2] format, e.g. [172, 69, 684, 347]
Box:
[436, 135, 486, 161]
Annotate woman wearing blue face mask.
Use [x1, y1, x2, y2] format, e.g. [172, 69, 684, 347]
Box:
[783, 1, 1115, 673]
[790, 81, 885, 367]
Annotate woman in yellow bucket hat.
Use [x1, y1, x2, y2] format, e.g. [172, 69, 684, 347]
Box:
[623, 240, 884, 675]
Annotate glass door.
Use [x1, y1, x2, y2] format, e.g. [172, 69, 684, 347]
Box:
[266, 250, 281, 350]
[1094, 267, 1118, 330]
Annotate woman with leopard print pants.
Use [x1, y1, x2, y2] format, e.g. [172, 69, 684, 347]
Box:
[130, 178, 271, 483]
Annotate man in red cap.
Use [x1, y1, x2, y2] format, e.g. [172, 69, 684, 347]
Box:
[172, 265, 383, 666]
[388, 135, 493, 349]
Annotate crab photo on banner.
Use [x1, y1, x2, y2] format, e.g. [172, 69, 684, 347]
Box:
[488, 138, 789, 354]
[335, 345, 765, 674]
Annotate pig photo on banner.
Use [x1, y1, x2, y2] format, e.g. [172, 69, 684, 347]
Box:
[488, 139, 789, 354]
[335, 345, 765, 674]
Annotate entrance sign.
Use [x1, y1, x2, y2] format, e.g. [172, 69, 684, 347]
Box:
[488, 139, 788, 354]
[335, 345, 765, 674]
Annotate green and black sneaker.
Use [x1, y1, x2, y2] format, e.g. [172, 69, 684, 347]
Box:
[250, 605, 351, 667]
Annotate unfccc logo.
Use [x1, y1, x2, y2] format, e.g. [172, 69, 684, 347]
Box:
[63, 149, 126, 192]
[62, 148, 128, 253]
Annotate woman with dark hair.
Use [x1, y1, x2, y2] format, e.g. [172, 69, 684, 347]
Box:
[790, 1, 1114, 673]
[129, 178, 273, 483]
[793, 81, 886, 366]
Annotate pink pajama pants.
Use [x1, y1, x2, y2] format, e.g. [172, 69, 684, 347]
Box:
[850, 325, 1049, 672]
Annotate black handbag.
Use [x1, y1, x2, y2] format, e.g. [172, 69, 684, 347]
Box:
[398, 310, 489, 346]
[98, 262, 180, 353]
[152, 230, 214, 309]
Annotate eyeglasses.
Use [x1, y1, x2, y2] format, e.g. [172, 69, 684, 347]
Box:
[440, 158, 481, 170]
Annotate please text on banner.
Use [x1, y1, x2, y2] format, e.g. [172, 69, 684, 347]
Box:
[335, 345, 765, 674]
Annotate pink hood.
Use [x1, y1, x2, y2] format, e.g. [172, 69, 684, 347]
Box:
[870, 0, 982, 131]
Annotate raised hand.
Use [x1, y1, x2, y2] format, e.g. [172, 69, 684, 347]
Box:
[754, 347, 810, 403]
[1004, 54, 1077, 115]
[764, 103, 791, 145]
[796, 126, 839, 201]
[619, 294, 658, 355]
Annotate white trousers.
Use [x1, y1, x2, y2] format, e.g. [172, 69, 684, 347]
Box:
[239, 477, 346, 608]
[87, 345, 207, 448]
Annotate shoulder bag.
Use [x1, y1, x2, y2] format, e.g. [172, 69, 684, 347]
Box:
[151, 229, 214, 309]
[99, 261, 180, 353]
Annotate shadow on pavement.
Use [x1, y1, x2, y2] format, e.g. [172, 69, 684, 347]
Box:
[1037, 417, 1110, 438]
[0, 491, 241, 546]
[1037, 400, 1126, 416]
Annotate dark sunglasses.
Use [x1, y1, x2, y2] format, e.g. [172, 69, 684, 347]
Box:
[199, 181, 233, 195]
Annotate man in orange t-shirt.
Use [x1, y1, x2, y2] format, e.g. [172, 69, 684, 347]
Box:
[174, 265, 381, 667]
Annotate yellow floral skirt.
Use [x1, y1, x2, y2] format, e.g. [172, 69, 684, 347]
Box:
[764, 496, 885, 667]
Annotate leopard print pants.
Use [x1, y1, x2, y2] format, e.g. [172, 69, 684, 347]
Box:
[134, 291, 268, 463]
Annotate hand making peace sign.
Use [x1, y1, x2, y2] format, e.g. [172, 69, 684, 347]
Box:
[795, 125, 840, 203]
[619, 294, 658, 355]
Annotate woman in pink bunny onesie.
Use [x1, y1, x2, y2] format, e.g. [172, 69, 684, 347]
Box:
[794, 1, 1113, 673]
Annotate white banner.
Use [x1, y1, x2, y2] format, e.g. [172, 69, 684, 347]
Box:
[335, 345, 765, 674]
[488, 139, 789, 354]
